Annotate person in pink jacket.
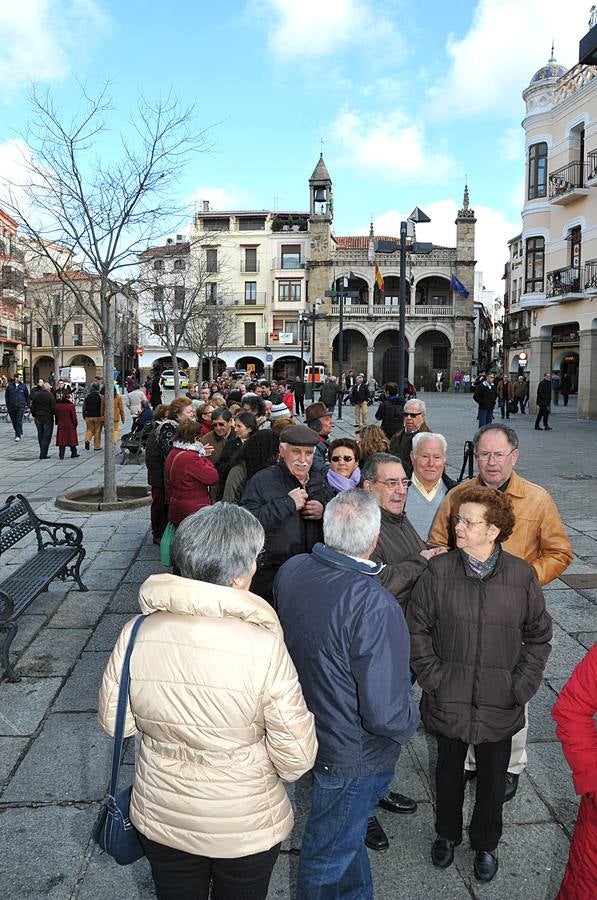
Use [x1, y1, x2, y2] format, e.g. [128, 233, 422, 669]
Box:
[164, 420, 218, 525]
[552, 643, 597, 899]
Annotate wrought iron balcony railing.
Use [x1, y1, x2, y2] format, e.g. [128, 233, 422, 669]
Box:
[546, 265, 581, 297]
[549, 161, 586, 200]
[584, 259, 597, 290]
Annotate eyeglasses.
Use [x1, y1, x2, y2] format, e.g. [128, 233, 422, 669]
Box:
[475, 449, 515, 461]
[453, 514, 486, 527]
[376, 479, 411, 489]
[331, 455, 355, 463]
[403, 412, 422, 417]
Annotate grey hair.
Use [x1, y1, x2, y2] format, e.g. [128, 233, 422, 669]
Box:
[172, 503, 264, 585]
[360, 452, 405, 484]
[473, 423, 519, 451]
[324, 489, 381, 557]
[404, 398, 426, 416]
[412, 432, 447, 455]
[42, 382, 51, 392]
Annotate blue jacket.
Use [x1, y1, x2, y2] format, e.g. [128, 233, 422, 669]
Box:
[5, 382, 29, 409]
[275, 544, 419, 777]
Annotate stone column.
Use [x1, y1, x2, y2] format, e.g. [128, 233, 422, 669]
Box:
[408, 347, 416, 384]
[578, 328, 597, 419]
[367, 346, 374, 382]
[529, 336, 552, 413]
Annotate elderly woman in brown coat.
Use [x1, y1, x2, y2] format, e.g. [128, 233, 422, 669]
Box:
[407, 486, 552, 884]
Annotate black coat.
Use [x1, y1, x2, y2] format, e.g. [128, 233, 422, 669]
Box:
[82, 390, 102, 417]
[375, 396, 405, 438]
[536, 379, 552, 407]
[30, 390, 56, 423]
[473, 381, 497, 412]
[351, 382, 370, 404]
[276, 543, 419, 777]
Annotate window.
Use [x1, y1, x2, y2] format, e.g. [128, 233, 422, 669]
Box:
[273, 317, 298, 342]
[569, 226, 582, 269]
[244, 282, 257, 304]
[238, 217, 266, 231]
[528, 142, 548, 200]
[36, 327, 43, 347]
[525, 237, 545, 292]
[244, 322, 256, 345]
[174, 286, 185, 309]
[206, 249, 218, 273]
[173, 258, 186, 271]
[52, 324, 59, 347]
[244, 248, 257, 272]
[281, 244, 301, 269]
[153, 259, 164, 271]
[203, 217, 229, 231]
[73, 323, 83, 346]
[278, 280, 301, 302]
[206, 282, 217, 305]
[152, 321, 164, 335]
[153, 286, 164, 303]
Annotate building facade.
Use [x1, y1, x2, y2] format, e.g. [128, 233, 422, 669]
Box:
[0, 209, 26, 379]
[505, 50, 597, 417]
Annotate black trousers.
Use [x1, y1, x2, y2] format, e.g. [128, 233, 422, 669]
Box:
[535, 405, 550, 428]
[139, 833, 280, 900]
[295, 394, 305, 415]
[8, 406, 24, 438]
[435, 735, 511, 851]
[35, 419, 53, 458]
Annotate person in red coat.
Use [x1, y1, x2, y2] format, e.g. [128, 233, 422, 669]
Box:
[552, 643, 597, 899]
[54, 395, 79, 459]
[164, 420, 218, 526]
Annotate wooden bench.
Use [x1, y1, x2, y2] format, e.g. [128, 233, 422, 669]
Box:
[0, 494, 88, 682]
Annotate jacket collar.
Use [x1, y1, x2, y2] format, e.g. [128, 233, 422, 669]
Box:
[476, 469, 526, 498]
[138, 573, 283, 635]
[311, 542, 383, 576]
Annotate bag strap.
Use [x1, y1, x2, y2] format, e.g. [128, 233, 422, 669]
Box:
[108, 614, 146, 799]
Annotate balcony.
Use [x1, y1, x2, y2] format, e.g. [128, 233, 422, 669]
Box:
[1, 266, 25, 294]
[240, 260, 260, 273]
[546, 266, 583, 300]
[503, 326, 530, 346]
[584, 259, 597, 292]
[329, 303, 454, 318]
[552, 331, 579, 345]
[228, 292, 266, 308]
[272, 257, 306, 271]
[549, 161, 589, 204]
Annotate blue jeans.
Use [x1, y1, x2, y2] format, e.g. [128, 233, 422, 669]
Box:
[477, 408, 494, 426]
[297, 767, 395, 900]
[8, 406, 25, 438]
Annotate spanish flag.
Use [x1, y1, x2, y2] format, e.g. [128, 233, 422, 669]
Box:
[375, 264, 384, 294]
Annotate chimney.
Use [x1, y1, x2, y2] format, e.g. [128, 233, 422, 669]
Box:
[202, 200, 209, 212]
[176, 234, 184, 242]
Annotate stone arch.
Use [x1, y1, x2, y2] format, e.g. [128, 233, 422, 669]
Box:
[414, 274, 451, 307]
[331, 327, 368, 376]
[410, 322, 454, 347]
[33, 354, 55, 382]
[66, 353, 98, 384]
[273, 355, 303, 380]
[413, 328, 453, 391]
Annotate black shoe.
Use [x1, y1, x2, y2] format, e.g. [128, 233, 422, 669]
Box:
[431, 836, 462, 869]
[474, 850, 498, 882]
[71, 452, 79, 458]
[463, 769, 477, 782]
[378, 791, 417, 814]
[535, 426, 543, 430]
[85, 441, 90, 450]
[365, 816, 389, 851]
[504, 772, 519, 803]
[545, 426, 552, 430]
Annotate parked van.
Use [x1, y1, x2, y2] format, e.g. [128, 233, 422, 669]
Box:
[59, 366, 87, 387]
[304, 365, 326, 384]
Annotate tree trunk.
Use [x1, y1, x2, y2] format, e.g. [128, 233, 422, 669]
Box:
[103, 337, 117, 503]
[53, 348, 61, 383]
[171, 350, 182, 397]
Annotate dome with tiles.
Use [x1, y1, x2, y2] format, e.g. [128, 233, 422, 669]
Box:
[530, 48, 567, 84]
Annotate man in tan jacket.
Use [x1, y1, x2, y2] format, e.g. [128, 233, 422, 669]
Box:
[428, 422, 572, 800]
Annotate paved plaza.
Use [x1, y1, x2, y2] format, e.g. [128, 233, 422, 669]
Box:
[0, 393, 595, 899]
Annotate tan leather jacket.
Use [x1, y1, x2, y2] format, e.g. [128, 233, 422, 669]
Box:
[98, 574, 317, 858]
[427, 470, 572, 586]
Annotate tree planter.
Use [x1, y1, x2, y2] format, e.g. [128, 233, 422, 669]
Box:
[55, 485, 151, 512]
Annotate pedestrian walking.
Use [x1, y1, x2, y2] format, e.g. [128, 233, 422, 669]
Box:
[30, 382, 56, 459]
[101, 386, 126, 444]
[552, 371, 561, 406]
[55, 394, 79, 459]
[351, 374, 370, 433]
[375, 382, 405, 439]
[462, 372, 471, 393]
[535, 372, 552, 431]
[515, 375, 529, 414]
[453, 369, 462, 392]
[82, 383, 103, 451]
[473, 374, 496, 426]
[5, 373, 29, 441]
[561, 372, 571, 406]
[293, 376, 305, 416]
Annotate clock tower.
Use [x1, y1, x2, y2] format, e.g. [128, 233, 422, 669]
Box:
[307, 154, 334, 371]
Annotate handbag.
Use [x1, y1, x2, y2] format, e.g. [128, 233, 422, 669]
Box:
[160, 521, 176, 566]
[93, 614, 147, 865]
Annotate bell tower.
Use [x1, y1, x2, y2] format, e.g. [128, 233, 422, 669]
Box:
[307, 154, 334, 371]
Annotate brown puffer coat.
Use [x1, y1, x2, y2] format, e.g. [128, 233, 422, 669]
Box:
[98, 574, 317, 858]
[407, 547, 552, 745]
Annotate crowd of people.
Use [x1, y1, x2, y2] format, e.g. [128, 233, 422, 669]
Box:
[93, 365, 596, 900]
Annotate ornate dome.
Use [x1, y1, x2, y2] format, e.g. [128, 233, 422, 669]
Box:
[530, 45, 567, 84]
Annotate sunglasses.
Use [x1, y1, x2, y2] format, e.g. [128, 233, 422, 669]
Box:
[331, 455, 355, 462]
[403, 412, 422, 417]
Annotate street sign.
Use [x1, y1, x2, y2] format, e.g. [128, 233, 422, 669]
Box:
[325, 290, 361, 298]
[135, 347, 143, 356]
[265, 352, 273, 362]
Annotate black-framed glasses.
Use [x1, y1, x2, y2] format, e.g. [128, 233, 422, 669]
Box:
[331, 455, 355, 463]
[403, 411, 423, 417]
[376, 478, 411, 489]
[475, 449, 515, 461]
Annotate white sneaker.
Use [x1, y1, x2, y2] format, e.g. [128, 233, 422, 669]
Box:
[15, 437, 20, 442]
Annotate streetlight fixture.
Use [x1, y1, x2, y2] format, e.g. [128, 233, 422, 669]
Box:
[306, 299, 324, 401]
[325, 273, 360, 420]
[299, 309, 310, 379]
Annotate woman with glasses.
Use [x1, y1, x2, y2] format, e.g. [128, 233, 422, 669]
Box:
[326, 438, 361, 494]
[408, 485, 552, 884]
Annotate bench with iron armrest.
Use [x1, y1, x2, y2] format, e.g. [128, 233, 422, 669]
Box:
[0, 494, 88, 682]
[120, 421, 153, 465]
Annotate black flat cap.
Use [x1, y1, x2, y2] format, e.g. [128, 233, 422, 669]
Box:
[279, 424, 320, 446]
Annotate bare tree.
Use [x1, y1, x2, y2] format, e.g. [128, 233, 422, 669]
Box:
[3, 84, 206, 501]
[26, 271, 88, 381]
[185, 305, 238, 383]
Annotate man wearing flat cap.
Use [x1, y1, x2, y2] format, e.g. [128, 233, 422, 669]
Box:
[240, 424, 335, 604]
[305, 401, 334, 472]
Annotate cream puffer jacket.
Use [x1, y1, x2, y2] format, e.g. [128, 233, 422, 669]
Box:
[98, 573, 317, 858]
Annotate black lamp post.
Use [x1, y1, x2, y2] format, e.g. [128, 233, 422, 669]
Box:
[306, 299, 323, 402]
[299, 310, 309, 378]
[326, 274, 359, 420]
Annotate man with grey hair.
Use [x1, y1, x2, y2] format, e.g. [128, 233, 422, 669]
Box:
[389, 398, 431, 475]
[276, 490, 419, 900]
[407, 432, 456, 541]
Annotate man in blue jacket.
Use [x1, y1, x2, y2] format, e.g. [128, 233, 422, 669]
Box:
[275, 490, 420, 900]
[5, 373, 30, 442]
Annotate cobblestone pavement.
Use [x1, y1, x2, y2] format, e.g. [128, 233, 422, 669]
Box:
[0, 393, 595, 899]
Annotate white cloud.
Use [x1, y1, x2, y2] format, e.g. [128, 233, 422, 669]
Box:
[429, 0, 589, 118]
[0, 138, 36, 211]
[0, 1, 109, 100]
[367, 197, 519, 298]
[186, 185, 252, 211]
[255, 0, 401, 60]
[331, 108, 455, 182]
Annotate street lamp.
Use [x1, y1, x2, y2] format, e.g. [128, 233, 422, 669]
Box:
[306, 299, 324, 401]
[299, 309, 310, 379]
[376, 208, 432, 394]
[325, 273, 359, 420]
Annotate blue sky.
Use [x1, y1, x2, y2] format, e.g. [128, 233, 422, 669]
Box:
[0, 0, 591, 297]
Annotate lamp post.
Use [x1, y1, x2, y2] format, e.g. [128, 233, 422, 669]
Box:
[299, 310, 309, 378]
[306, 299, 323, 402]
[326, 274, 359, 420]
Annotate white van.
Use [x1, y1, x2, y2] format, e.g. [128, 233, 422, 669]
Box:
[59, 366, 87, 387]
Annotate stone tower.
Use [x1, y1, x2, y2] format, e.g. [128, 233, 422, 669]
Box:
[307, 154, 334, 370]
[452, 185, 477, 378]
